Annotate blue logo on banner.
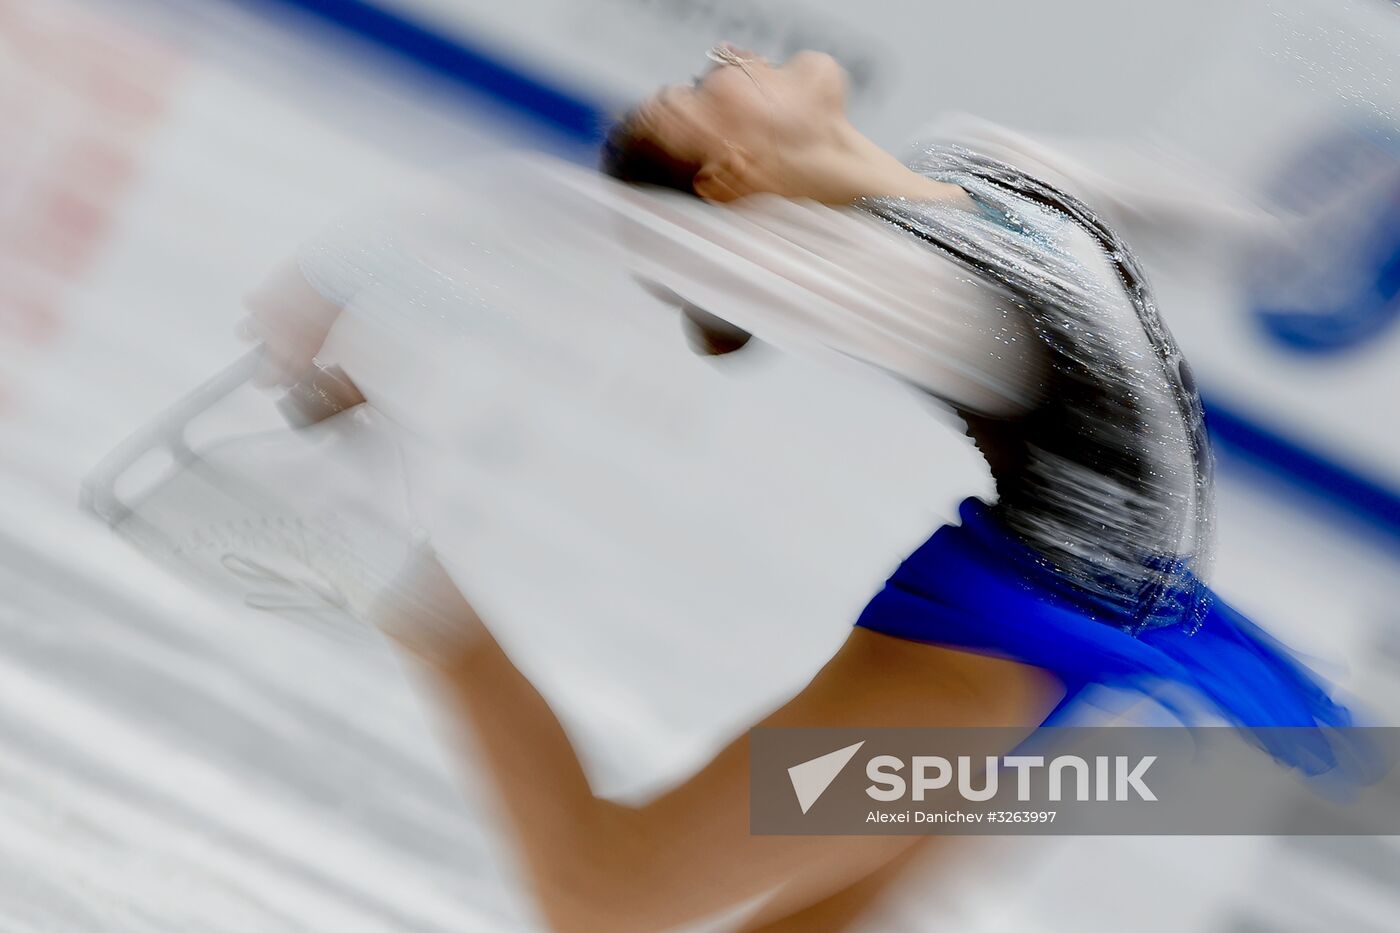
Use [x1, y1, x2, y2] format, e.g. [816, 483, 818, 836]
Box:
[1249, 125, 1400, 354]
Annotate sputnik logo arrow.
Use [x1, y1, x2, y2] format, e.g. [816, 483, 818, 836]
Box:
[787, 741, 865, 814]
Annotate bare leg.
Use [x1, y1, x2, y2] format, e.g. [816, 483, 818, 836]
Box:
[382, 553, 1063, 932]
[737, 840, 942, 932]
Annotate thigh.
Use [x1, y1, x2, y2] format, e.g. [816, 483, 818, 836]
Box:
[736, 838, 951, 932]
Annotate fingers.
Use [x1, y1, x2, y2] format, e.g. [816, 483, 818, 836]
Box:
[232, 315, 277, 386]
[235, 316, 315, 388]
[234, 308, 327, 389]
[238, 261, 345, 388]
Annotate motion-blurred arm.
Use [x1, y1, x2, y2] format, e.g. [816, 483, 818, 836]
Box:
[528, 158, 1045, 419]
[244, 155, 1045, 426]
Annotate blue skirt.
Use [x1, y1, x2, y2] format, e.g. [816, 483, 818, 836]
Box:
[855, 498, 1358, 777]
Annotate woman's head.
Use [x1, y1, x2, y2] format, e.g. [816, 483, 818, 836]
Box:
[602, 46, 851, 202]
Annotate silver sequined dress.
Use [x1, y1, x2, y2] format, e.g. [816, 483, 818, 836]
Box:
[860, 144, 1216, 632]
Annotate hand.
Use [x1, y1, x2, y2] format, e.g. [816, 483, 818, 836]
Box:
[238, 260, 345, 388]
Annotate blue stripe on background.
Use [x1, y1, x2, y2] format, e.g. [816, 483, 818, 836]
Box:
[1203, 395, 1400, 551]
[226, 0, 608, 143]
[231, 0, 1400, 552]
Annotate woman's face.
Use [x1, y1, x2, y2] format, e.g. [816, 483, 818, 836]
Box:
[636, 47, 849, 191]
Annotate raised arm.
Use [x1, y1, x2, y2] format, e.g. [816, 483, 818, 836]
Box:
[523, 158, 1046, 419]
[246, 155, 1045, 423]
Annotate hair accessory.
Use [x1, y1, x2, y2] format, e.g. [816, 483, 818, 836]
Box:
[705, 45, 756, 68]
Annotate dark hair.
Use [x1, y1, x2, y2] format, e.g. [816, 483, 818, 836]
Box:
[600, 111, 754, 356]
[599, 111, 702, 195]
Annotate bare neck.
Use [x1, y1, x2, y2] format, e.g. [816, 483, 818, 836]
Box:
[790, 122, 972, 208]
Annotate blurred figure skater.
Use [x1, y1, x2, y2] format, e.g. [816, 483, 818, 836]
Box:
[245, 45, 1355, 932]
